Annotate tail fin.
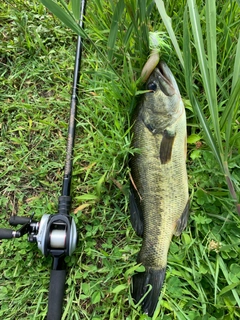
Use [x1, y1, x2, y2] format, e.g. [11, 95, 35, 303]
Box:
[132, 267, 166, 317]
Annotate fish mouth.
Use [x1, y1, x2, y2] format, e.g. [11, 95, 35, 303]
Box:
[154, 61, 180, 96]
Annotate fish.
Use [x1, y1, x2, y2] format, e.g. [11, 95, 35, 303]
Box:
[130, 61, 189, 316]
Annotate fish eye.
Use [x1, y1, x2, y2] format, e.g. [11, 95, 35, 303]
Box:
[147, 82, 157, 92]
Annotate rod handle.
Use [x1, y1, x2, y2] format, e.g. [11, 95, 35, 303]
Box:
[47, 269, 66, 320]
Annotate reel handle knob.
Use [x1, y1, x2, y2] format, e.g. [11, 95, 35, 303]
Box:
[0, 228, 15, 239]
[9, 216, 31, 226]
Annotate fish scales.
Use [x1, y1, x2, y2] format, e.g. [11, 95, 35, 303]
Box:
[130, 61, 189, 316]
[131, 110, 188, 266]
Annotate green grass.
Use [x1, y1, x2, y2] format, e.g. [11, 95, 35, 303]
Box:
[0, 0, 240, 319]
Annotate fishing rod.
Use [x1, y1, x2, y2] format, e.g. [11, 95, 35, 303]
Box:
[0, 1, 87, 319]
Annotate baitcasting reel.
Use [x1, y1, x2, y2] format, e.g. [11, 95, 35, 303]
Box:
[0, 195, 78, 320]
[0, 196, 77, 258]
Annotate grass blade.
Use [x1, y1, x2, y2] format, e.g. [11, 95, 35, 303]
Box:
[205, 1, 225, 158]
[183, 6, 191, 97]
[183, 4, 223, 171]
[191, 97, 223, 171]
[138, 0, 149, 51]
[232, 33, 240, 92]
[188, 0, 223, 155]
[187, 0, 209, 96]
[155, 0, 184, 68]
[223, 77, 240, 158]
[107, 0, 125, 61]
[71, 0, 81, 21]
[206, 0, 217, 90]
[220, 76, 240, 133]
[40, 0, 85, 37]
[214, 252, 219, 304]
[206, 0, 217, 123]
[218, 255, 240, 307]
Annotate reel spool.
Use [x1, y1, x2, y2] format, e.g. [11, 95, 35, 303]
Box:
[37, 213, 77, 256]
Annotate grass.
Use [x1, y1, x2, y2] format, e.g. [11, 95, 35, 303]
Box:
[0, 0, 240, 319]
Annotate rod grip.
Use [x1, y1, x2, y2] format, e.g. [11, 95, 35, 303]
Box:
[9, 216, 31, 226]
[47, 269, 66, 320]
[0, 228, 13, 239]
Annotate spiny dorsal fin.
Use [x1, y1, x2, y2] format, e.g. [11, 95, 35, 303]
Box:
[159, 130, 176, 164]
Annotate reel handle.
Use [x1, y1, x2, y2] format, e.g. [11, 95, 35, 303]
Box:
[9, 216, 32, 226]
[0, 228, 16, 239]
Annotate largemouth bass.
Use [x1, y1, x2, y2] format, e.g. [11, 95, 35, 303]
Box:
[130, 61, 189, 316]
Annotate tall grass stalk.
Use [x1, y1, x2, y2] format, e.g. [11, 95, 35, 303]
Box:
[155, 0, 240, 214]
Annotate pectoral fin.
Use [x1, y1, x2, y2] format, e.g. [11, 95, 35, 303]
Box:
[160, 130, 176, 164]
[174, 200, 190, 236]
[129, 183, 144, 237]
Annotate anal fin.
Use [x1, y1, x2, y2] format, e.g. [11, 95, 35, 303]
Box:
[174, 200, 190, 236]
[129, 183, 144, 237]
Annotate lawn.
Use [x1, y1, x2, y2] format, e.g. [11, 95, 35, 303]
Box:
[0, 0, 240, 319]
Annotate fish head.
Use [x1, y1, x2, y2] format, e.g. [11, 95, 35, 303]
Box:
[140, 61, 184, 132]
